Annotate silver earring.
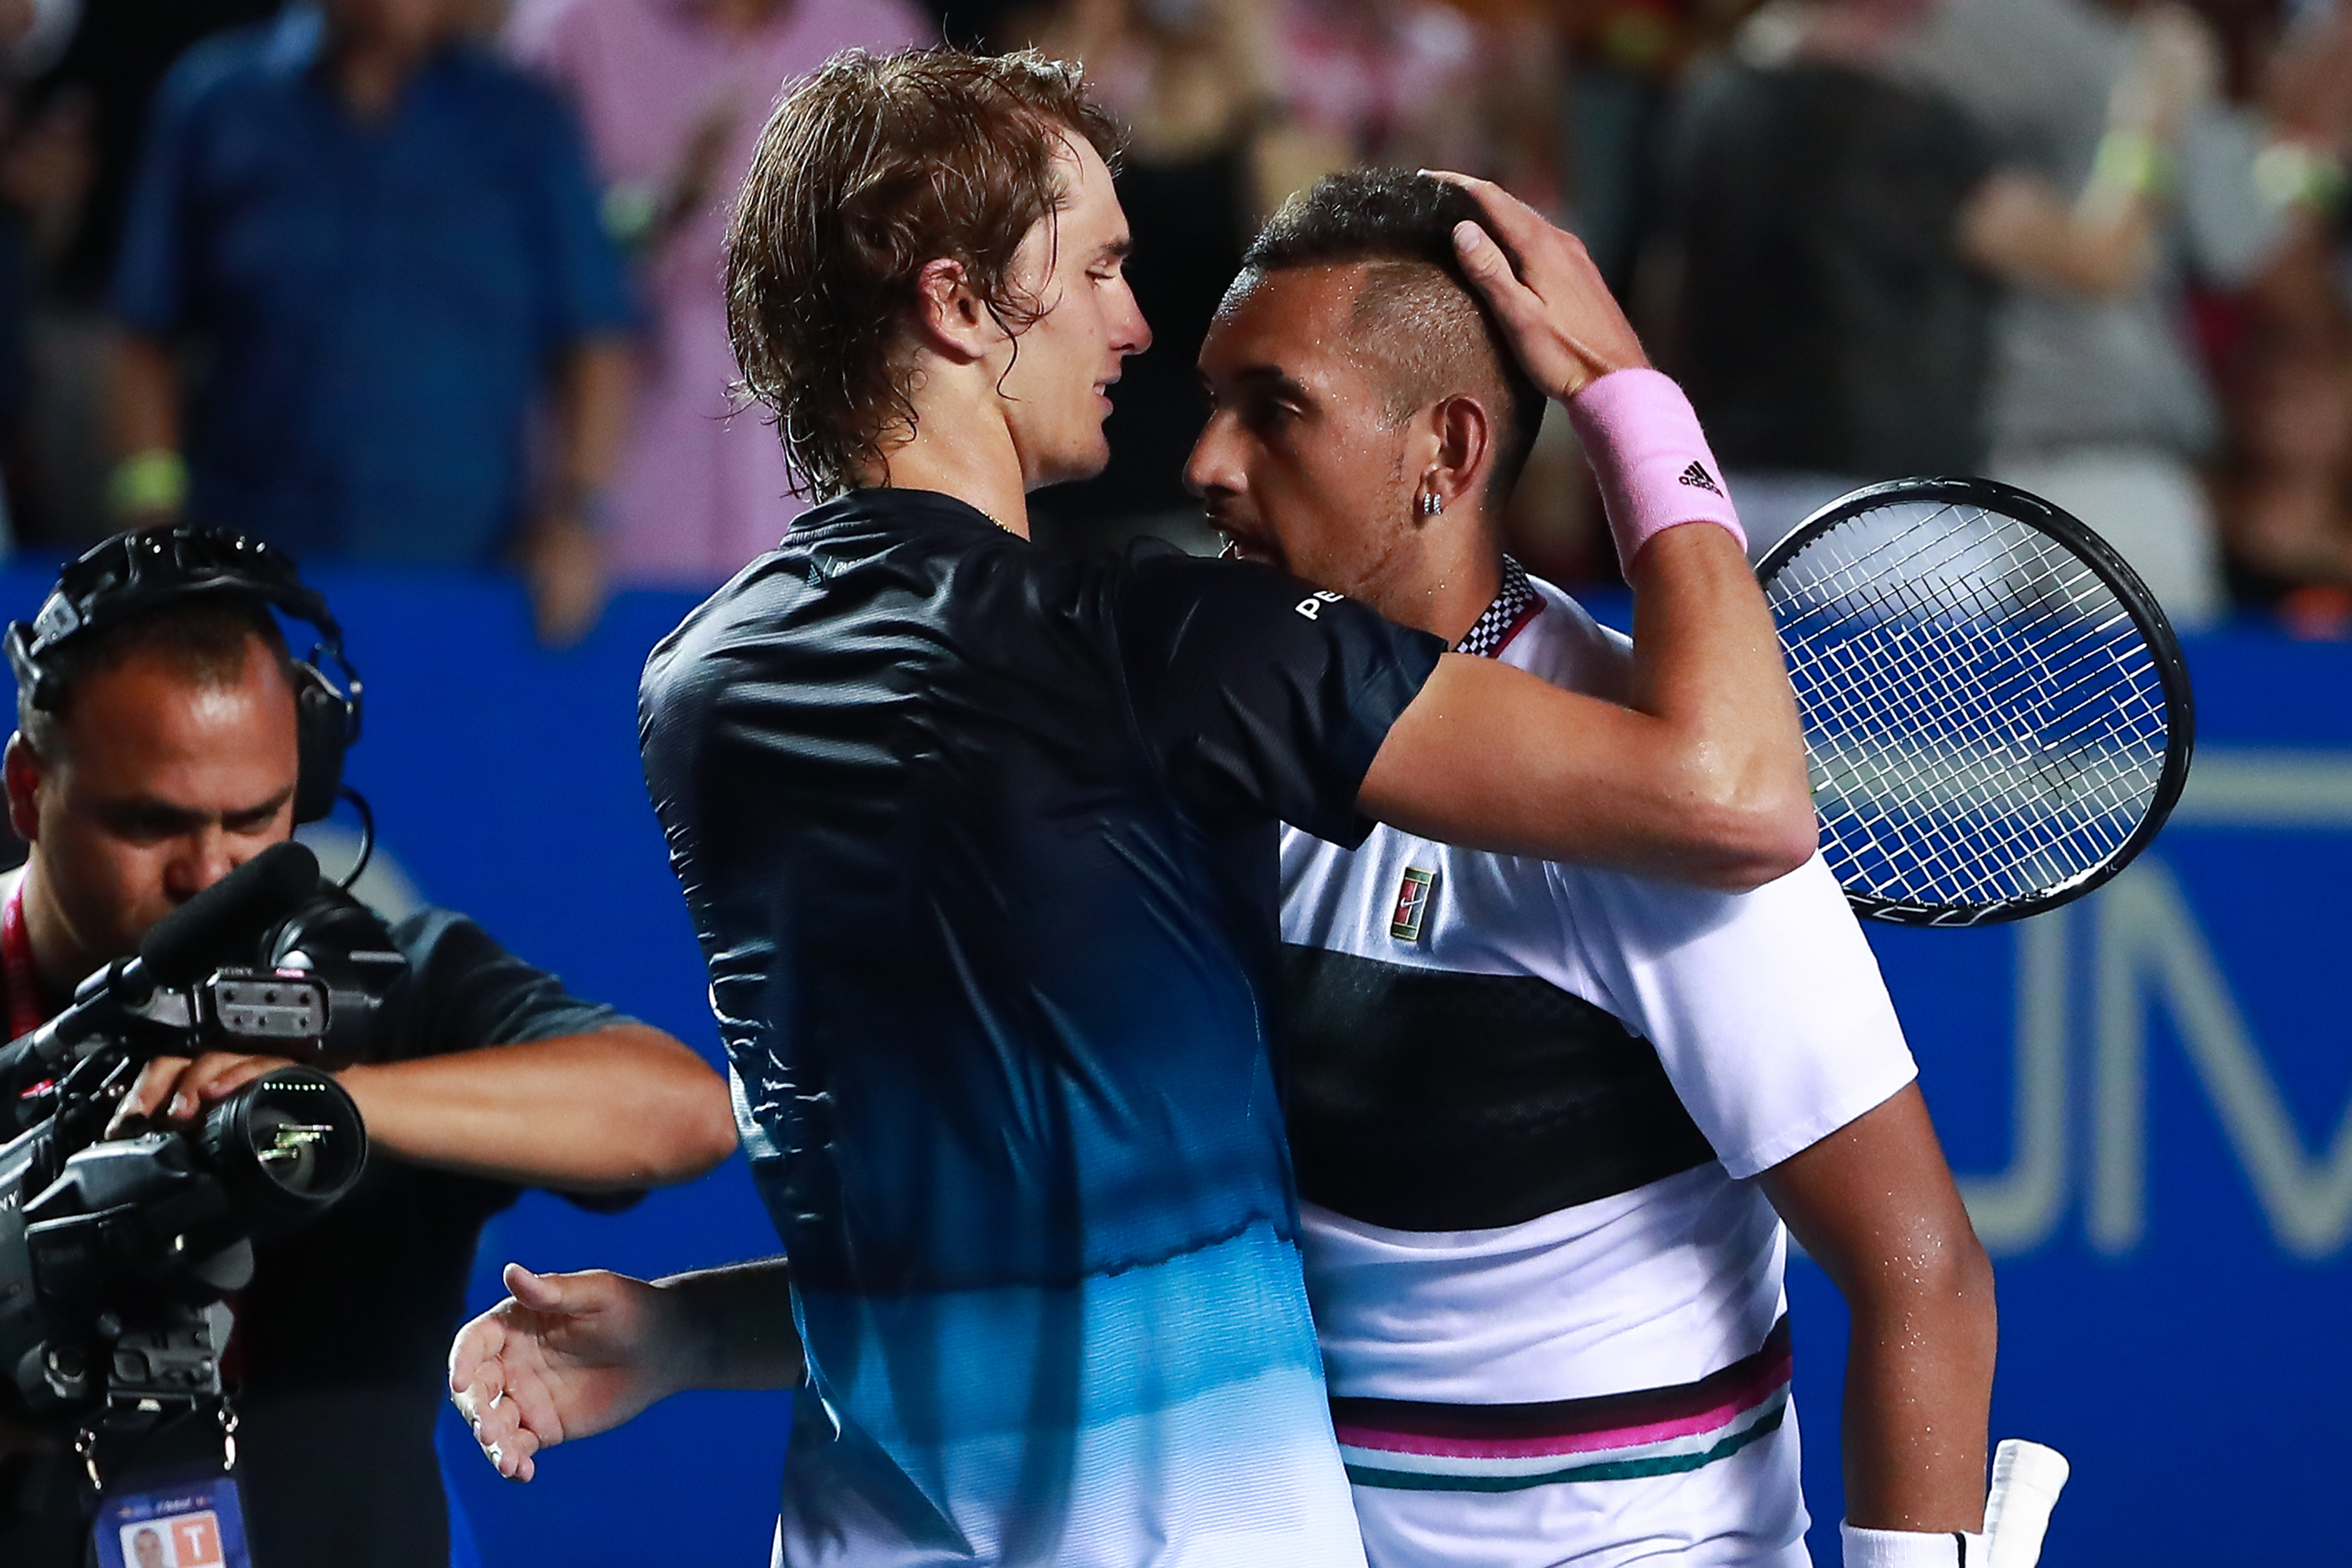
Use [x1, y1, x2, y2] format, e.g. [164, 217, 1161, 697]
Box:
[1419, 489, 1443, 519]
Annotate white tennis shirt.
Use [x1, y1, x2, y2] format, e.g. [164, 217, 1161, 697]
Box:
[1278, 576, 1918, 1565]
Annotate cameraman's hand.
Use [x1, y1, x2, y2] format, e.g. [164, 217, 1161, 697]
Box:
[449, 1262, 687, 1482]
[108, 1051, 297, 1135]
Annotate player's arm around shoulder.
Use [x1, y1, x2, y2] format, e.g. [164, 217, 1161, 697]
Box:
[1760, 1086, 1997, 1539]
[1363, 530, 1809, 891]
[1357, 178, 1813, 891]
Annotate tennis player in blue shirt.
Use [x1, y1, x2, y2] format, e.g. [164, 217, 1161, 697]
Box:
[451, 48, 1815, 1568]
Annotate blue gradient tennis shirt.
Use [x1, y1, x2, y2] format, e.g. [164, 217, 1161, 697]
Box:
[639, 489, 1445, 1566]
[112, 11, 632, 563]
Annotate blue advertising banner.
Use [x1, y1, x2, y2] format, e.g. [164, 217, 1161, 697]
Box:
[1799, 629, 2352, 1566]
[1, 564, 2341, 1565]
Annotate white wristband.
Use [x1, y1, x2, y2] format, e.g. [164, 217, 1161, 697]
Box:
[1841, 1522, 1991, 1567]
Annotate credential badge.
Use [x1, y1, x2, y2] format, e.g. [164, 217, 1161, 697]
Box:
[1389, 867, 1437, 943]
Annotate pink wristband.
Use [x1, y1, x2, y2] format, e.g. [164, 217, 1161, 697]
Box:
[1567, 367, 1746, 570]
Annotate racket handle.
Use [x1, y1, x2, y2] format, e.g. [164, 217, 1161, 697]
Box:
[1982, 1439, 2070, 1567]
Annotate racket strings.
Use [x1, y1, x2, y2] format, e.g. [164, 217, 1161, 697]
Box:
[1768, 500, 2170, 914]
[1788, 571, 2159, 902]
[1796, 599, 2155, 904]
[1788, 515, 2122, 769]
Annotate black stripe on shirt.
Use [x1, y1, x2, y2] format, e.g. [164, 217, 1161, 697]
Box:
[1278, 944, 1716, 1231]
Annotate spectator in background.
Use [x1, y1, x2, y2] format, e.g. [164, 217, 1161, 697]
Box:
[1270, 0, 1558, 206]
[1668, 0, 2194, 558]
[508, 0, 933, 586]
[1275, 0, 1479, 180]
[2218, 0, 2352, 615]
[1555, 0, 1685, 300]
[0, 0, 80, 555]
[1904, 0, 2295, 630]
[5, 1, 281, 548]
[33, 0, 276, 313]
[108, 0, 636, 643]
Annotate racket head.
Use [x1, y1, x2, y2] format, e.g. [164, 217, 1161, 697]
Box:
[1758, 476, 2196, 927]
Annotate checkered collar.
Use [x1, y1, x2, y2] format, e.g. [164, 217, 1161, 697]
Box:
[1454, 556, 1542, 658]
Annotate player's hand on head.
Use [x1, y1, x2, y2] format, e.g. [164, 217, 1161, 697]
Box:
[448, 1262, 680, 1482]
[1424, 171, 1649, 399]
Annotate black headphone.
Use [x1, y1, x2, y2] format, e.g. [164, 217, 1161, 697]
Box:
[5, 526, 363, 825]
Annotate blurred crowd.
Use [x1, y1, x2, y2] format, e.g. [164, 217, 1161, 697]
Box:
[0, 0, 2341, 639]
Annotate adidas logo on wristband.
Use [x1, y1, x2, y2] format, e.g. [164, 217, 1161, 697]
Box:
[1677, 462, 1723, 496]
[1567, 368, 1747, 564]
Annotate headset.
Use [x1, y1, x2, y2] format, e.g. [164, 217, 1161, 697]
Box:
[5, 526, 366, 847]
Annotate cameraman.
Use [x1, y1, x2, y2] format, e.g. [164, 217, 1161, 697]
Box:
[0, 529, 737, 1567]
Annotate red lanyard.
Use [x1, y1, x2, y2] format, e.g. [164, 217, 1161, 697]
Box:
[2, 878, 52, 1043]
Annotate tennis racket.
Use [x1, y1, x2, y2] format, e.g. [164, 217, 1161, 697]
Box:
[1982, 1438, 2071, 1566]
[1757, 476, 2194, 928]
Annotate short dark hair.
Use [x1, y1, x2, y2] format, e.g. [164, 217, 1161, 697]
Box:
[15, 597, 294, 760]
[1240, 170, 1546, 505]
[726, 48, 1124, 501]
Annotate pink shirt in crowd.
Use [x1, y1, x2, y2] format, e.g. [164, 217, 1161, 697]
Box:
[1277, 0, 1486, 169]
[509, 0, 933, 586]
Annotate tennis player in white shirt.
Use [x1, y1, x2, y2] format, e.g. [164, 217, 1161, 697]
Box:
[1190, 169, 1998, 1568]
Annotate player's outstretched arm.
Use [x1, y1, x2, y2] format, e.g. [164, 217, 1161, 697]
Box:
[450, 1257, 803, 1482]
[1360, 175, 1813, 890]
[1759, 1086, 1997, 1537]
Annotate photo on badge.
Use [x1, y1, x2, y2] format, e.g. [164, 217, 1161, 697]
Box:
[91, 1470, 250, 1568]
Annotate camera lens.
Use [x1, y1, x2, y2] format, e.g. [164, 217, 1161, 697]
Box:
[195, 1067, 367, 1224]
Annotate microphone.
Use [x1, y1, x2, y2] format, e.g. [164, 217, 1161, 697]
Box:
[137, 841, 321, 988]
[0, 841, 322, 1101]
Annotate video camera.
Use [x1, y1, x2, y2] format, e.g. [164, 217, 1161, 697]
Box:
[0, 841, 394, 1466]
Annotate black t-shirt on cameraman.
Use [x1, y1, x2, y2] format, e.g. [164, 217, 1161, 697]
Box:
[0, 883, 627, 1568]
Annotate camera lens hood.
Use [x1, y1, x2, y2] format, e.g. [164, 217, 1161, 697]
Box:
[194, 1067, 367, 1226]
